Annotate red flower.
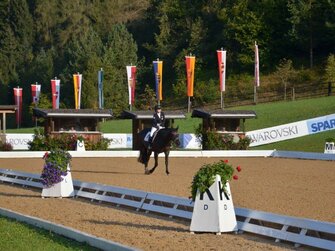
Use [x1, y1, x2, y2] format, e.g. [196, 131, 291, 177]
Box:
[233, 175, 238, 180]
[224, 159, 228, 163]
[43, 152, 49, 159]
[236, 166, 242, 172]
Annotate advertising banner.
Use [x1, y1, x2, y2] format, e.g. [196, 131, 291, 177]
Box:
[73, 73, 82, 109]
[153, 60, 163, 101]
[31, 83, 41, 104]
[217, 50, 226, 92]
[13, 87, 22, 127]
[51, 79, 60, 109]
[98, 69, 104, 109]
[126, 66, 137, 105]
[185, 56, 196, 97]
[254, 41, 260, 87]
[247, 113, 335, 147]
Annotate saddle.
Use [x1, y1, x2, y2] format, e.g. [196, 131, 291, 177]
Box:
[144, 128, 162, 145]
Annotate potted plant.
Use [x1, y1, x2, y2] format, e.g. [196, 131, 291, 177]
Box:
[41, 148, 74, 198]
[191, 160, 240, 201]
[190, 160, 241, 234]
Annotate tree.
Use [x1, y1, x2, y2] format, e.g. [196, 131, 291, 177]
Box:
[325, 54, 335, 95]
[274, 59, 297, 100]
[102, 24, 138, 116]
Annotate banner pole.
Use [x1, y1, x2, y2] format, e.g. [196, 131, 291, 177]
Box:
[221, 92, 224, 109]
[254, 86, 257, 104]
[188, 96, 191, 113]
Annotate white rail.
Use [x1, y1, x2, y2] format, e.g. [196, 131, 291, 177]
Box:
[1, 169, 334, 250]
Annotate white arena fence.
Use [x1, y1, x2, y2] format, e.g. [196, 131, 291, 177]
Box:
[0, 168, 334, 250]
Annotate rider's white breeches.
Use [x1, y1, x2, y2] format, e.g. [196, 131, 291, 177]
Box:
[150, 127, 157, 137]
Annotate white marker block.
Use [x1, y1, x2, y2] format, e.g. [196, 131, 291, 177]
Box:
[190, 175, 237, 233]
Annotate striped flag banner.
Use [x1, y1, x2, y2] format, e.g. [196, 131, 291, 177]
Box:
[51, 78, 60, 109]
[254, 41, 260, 87]
[217, 50, 226, 92]
[153, 60, 163, 101]
[31, 83, 41, 104]
[126, 66, 137, 105]
[185, 55, 196, 97]
[73, 73, 82, 109]
[98, 69, 104, 109]
[13, 87, 22, 127]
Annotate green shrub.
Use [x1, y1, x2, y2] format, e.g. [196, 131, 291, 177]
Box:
[28, 129, 111, 151]
[195, 125, 251, 150]
[0, 141, 13, 151]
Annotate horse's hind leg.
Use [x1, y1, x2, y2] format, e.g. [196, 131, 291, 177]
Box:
[165, 151, 170, 175]
[149, 152, 159, 174]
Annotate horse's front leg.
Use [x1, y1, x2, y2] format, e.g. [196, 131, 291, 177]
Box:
[165, 150, 170, 175]
[144, 150, 152, 174]
[149, 152, 159, 174]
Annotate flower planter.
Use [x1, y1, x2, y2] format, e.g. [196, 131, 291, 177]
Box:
[41, 164, 74, 198]
[190, 175, 237, 234]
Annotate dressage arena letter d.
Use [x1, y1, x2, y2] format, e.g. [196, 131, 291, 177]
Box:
[190, 175, 238, 234]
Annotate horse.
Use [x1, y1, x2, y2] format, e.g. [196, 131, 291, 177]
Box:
[137, 127, 180, 175]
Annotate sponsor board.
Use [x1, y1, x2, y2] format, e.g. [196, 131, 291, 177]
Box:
[307, 114, 335, 134]
[180, 134, 201, 149]
[5, 134, 34, 150]
[247, 113, 335, 147]
[103, 134, 132, 149]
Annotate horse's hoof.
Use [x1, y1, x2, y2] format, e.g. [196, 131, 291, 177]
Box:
[145, 170, 150, 175]
[166, 172, 170, 175]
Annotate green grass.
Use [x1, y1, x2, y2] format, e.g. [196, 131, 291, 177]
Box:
[0, 216, 98, 251]
[234, 96, 335, 131]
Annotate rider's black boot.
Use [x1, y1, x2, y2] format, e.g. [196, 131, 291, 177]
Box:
[148, 137, 153, 149]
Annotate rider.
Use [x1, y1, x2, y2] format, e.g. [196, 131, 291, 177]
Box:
[148, 104, 165, 149]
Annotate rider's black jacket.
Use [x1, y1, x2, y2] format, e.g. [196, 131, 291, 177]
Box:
[152, 112, 165, 129]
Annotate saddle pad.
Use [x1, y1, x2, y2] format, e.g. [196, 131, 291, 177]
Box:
[144, 132, 150, 142]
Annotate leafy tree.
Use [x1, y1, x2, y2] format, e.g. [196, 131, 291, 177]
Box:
[102, 24, 138, 116]
[325, 54, 335, 94]
[274, 59, 297, 100]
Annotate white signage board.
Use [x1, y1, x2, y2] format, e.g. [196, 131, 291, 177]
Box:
[103, 133, 132, 149]
[324, 142, 335, 154]
[5, 134, 34, 150]
[180, 134, 201, 149]
[247, 113, 335, 147]
[190, 175, 237, 234]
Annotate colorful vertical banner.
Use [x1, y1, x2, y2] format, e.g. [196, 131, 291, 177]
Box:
[13, 87, 22, 127]
[153, 59, 163, 101]
[217, 50, 226, 92]
[31, 83, 41, 104]
[126, 65, 137, 105]
[185, 55, 196, 97]
[98, 68, 104, 109]
[254, 41, 260, 87]
[73, 73, 82, 109]
[51, 78, 60, 109]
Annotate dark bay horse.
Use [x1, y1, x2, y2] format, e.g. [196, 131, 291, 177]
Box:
[137, 127, 180, 175]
